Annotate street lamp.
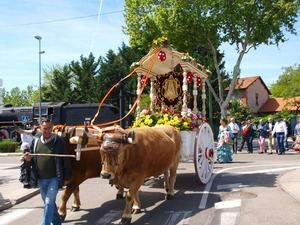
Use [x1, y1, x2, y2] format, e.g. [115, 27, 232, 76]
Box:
[34, 35, 45, 125]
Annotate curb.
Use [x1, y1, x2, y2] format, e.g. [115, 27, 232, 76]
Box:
[279, 168, 300, 203]
[0, 189, 40, 212]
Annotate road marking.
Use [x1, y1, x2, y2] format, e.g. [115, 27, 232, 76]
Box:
[164, 211, 192, 225]
[217, 183, 243, 190]
[96, 210, 121, 224]
[177, 211, 192, 225]
[232, 166, 300, 174]
[198, 164, 300, 209]
[198, 173, 217, 209]
[0, 208, 35, 225]
[215, 199, 241, 209]
[220, 212, 239, 225]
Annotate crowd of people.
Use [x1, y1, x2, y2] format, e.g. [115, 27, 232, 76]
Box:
[216, 116, 300, 163]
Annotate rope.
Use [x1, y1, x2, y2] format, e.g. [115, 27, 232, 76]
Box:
[29, 153, 76, 158]
[91, 48, 159, 127]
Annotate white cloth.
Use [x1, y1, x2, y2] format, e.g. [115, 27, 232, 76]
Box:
[20, 133, 34, 151]
[272, 120, 287, 136]
[228, 122, 239, 134]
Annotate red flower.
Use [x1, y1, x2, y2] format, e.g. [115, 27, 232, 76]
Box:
[187, 71, 193, 84]
[158, 51, 167, 61]
[196, 77, 202, 86]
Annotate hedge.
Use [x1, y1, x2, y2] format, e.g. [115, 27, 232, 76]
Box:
[0, 139, 18, 153]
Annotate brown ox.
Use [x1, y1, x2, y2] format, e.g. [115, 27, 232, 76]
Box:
[100, 125, 181, 225]
[53, 126, 101, 220]
[57, 126, 124, 220]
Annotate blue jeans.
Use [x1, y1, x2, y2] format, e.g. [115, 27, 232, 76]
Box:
[232, 133, 238, 153]
[39, 177, 61, 225]
[276, 132, 285, 154]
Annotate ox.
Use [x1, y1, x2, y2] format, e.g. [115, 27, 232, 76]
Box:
[58, 125, 125, 220]
[55, 126, 107, 220]
[100, 125, 181, 225]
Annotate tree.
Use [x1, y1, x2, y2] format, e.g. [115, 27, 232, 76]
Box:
[43, 65, 73, 102]
[124, 0, 300, 117]
[70, 53, 101, 103]
[228, 98, 252, 124]
[270, 63, 300, 97]
[2, 86, 38, 106]
[97, 43, 142, 106]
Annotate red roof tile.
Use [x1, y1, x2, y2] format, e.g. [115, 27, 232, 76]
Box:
[225, 76, 271, 94]
[259, 97, 300, 113]
[235, 76, 260, 89]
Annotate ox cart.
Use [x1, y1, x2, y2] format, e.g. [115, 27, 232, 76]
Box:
[129, 42, 215, 184]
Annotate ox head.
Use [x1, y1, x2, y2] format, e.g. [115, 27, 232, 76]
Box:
[100, 130, 135, 180]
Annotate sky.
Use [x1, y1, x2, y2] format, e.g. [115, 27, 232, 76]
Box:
[0, 0, 299, 93]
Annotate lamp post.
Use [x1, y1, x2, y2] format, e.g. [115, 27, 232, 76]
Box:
[34, 35, 45, 124]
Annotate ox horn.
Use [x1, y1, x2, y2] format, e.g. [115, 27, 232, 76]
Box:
[127, 131, 135, 144]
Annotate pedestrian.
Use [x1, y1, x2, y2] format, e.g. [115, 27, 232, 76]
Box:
[19, 143, 33, 188]
[257, 119, 268, 154]
[293, 119, 300, 151]
[23, 119, 72, 225]
[283, 118, 290, 150]
[247, 120, 255, 153]
[266, 117, 274, 154]
[238, 121, 249, 152]
[216, 118, 233, 163]
[228, 117, 240, 154]
[272, 117, 288, 155]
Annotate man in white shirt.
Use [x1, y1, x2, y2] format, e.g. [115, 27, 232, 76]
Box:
[228, 117, 240, 154]
[272, 118, 288, 155]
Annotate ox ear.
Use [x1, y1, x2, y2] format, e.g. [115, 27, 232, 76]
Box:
[127, 131, 135, 144]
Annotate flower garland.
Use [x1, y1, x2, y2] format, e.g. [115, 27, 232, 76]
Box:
[132, 107, 204, 131]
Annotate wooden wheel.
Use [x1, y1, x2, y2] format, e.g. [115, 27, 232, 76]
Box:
[194, 122, 214, 184]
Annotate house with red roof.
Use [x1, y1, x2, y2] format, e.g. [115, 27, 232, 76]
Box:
[230, 76, 300, 114]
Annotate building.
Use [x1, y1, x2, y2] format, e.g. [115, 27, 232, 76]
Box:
[230, 76, 300, 114]
[259, 96, 300, 114]
[229, 76, 270, 113]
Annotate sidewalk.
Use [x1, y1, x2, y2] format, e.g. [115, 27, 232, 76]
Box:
[0, 152, 39, 211]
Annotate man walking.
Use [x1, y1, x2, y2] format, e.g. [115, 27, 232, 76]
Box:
[24, 119, 72, 225]
[228, 117, 240, 153]
[272, 117, 288, 155]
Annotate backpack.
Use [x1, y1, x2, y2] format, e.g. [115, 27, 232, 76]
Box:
[242, 126, 250, 137]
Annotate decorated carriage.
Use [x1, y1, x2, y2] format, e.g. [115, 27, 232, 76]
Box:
[129, 40, 215, 184]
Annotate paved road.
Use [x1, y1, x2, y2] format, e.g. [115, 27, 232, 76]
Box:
[1, 152, 300, 225]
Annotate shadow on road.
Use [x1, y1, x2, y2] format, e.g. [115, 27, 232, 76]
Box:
[64, 171, 221, 224]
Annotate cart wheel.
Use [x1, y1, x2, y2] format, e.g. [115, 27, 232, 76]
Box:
[194, 122, 214, 184]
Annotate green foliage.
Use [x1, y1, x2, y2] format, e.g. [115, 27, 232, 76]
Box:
[124, 0, 300, 117]
[70, 53, 101, 103]
[97, 43, 143, 105]
[0, 139, 18, 153]
[228, 98, 253, 123]
[2, 86, 38, 106]
[270, 64, 300, 97]
[252, 110, 297, 126]
[43, 65, 73, 102]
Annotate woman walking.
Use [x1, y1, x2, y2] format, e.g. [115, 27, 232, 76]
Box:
[217, 118, 233, 163]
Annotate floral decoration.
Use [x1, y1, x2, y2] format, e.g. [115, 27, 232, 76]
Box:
[152, 37, 169, 47]
[132, 107, 204, 131]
